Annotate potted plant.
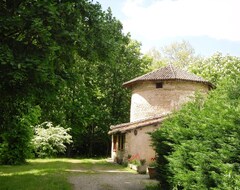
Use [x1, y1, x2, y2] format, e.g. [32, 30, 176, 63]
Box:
[148, 157, 157, 179]
[137, 159, 147, 174]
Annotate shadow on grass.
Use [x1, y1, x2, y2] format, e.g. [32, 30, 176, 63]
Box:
[0, 158, 132, 190]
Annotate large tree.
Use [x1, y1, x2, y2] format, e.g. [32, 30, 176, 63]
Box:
[162, 40, 197, 68]
[145, 40, 201, 71]
[0, 0, 149, 164]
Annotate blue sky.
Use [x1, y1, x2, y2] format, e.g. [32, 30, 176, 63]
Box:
[93, 0, 240, 57]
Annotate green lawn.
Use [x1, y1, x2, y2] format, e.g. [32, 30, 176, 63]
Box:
[0, 158, 129, 190]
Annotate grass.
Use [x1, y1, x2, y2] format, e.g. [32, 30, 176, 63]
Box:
[144, 183, 160, 190]
[0, 158, 130, 190]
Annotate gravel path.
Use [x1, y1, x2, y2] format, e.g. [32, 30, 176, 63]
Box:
[68, 160, 158, 190]
[69, 172, 155, 190]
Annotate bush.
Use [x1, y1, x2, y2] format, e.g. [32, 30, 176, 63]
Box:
[32, 122, 72, 158]
[0, 106, 41, 165]
[151, 76, 240, 189]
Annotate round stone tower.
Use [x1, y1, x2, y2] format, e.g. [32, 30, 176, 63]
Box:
[123, 65, 212, 122]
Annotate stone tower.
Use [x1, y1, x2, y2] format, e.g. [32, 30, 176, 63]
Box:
[109, 65, 212, 164]
[123, 65, 212, 122]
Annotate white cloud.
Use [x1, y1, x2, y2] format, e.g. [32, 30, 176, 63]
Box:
[122, 0, 240, 42]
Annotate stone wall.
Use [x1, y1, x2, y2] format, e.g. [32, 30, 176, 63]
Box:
[130, 80, 209, 122]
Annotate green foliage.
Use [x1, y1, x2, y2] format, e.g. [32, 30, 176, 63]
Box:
[190, 52, 240, 85]
[148, 159, 158, 168]
[144, 183, 161, 190]
[145, 40, 201, 71]
[151, 75, 240, 189]
[0, 0, 149, 162]
[161, 40, 197, 69]
[128, 154, 141, 165]
[144, 47, 166, 71]
[140, 159, 146, 166]
[32, 122, 72, 158]
[0, 106, 41, 165]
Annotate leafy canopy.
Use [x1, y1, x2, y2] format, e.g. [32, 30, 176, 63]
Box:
[0, 0, 149, 163]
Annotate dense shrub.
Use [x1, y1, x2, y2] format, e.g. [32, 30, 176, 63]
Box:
[32, 122, 72, 158]
[151, 76, 240, 189]
[0, 106, 41, 165]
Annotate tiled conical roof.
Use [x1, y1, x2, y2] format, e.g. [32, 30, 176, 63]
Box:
[123, 65, 212, 88]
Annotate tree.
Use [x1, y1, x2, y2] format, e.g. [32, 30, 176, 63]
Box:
[162, 40, 197, 68]
[0, 106, 41, 165]
[65, 39, 150, 157]
[145, 47, 166, 71]
[0, 0, 149, 163]
[190, 52, 240, 85]
[145, 40, 202, 70]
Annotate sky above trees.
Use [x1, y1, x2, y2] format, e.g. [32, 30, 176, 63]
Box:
[94, 0, 240, 56]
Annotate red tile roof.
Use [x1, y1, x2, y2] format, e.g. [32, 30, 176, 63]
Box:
[123, 65, 213, 88]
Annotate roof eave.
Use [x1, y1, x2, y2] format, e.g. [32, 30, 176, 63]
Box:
[123, 79, 213, 89]
[108, 118, 164, 134]
[109, 113, 171, 135]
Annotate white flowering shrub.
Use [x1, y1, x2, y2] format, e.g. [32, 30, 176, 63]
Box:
[32, 122, 72, 158]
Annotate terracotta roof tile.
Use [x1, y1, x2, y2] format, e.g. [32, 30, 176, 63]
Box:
[123, 65, 212, 88]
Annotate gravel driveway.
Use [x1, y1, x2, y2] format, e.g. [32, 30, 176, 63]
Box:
[68, 160, 158, 190]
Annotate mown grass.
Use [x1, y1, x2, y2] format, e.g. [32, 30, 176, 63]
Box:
[0, 158, 129, 190]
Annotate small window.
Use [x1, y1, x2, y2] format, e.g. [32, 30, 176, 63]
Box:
[156, 82, 163, 88]
[120, 134, 125, 150]
[118, 134, 125, 150]
[113, 135, 117, 152]
[134, 129, 138, 136]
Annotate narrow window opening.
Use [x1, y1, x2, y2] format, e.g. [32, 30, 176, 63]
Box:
[113, 135, 117, 152]
[134, 129, 138, 136]
[121, 134, 125, 150]
[156, 82, 163, 88]
[118, 135, 121, 150]
[118, 134, 125, 150]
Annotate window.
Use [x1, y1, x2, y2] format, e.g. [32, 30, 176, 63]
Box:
[118, 134, 125, 150]
[113, 135, 117, 152]
[121, 134, 125, 150]
[134, 129, 138, 136]
[156, 82, 163, 88]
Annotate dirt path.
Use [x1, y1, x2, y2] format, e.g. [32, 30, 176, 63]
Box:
[68, 159, 158, 190]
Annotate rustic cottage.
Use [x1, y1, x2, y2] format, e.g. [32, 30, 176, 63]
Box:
[108, 65, 212, 164]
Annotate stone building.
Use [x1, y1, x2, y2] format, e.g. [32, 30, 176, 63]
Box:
[108, 65, 212, 164]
